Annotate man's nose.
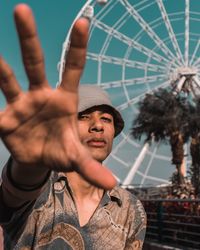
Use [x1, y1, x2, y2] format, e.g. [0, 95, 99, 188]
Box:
[89, 118, 104, 132]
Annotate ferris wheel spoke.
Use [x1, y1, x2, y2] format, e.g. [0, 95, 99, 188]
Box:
[98, 14, 131, 85]
[190, 40, 200, 66]
[197, 73, 200, 80]
[116, 80, 170, 111]
[110, 132, 130, 155]
[93, 19, 173, 65]
[121, 63, 132, 104]
[120, 0, 182, 66]
[122, 142, 150, 185]
[109, 154, 130, 168]
[185, 0, 190, 66]
[190, 80, 200, 98]
[94, 0, 116, 21]
[137, 172, 170, 184]
[100, 74, 167, 88]
[88, 0, 117, 41]
[87, 52, 167, 73]
[192, 76, 200, 90]
[193, 59, 200, 67]
[134, 0, 153, 10]
[126, 136, 143, 148]
[127, 137, 171, 162]
[140, 141, 160, 186]
[100, 11, 130, 55]
[192, 45, 200, 67]
[156, 0, 184, 65]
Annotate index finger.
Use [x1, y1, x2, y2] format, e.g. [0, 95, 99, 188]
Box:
[14, 4, 48, 89]
[59, 18, 89, 92]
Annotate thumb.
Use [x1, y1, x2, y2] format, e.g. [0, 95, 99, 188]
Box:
[77, 155, 117, 190]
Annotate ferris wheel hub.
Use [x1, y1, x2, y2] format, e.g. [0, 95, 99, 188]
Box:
[177, 67, 197, 77]
[170, 67, 197, 83]
[170, 67, 198, 93]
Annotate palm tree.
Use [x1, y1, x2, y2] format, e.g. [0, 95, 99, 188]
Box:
[189, 136, 200, 196]
[132, 88, 190, 185]
[188, 98, 200, 196]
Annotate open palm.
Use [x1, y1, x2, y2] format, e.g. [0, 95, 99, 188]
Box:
[0, 4, 116, 189]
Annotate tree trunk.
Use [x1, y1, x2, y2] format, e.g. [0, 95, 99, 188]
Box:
[170, 132, 185, 185]
[190, 136, 200, 196]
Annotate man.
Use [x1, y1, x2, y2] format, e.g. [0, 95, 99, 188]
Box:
[0, 4, 146, 249]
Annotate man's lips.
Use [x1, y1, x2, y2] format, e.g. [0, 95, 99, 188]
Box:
[86, 138, 106, 147]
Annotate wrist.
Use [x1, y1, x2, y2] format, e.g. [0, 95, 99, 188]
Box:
[1, 157, 51, 202]
[7, 157, 51, 191]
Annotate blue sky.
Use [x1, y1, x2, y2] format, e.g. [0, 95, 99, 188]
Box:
[0, 1, 84, 99]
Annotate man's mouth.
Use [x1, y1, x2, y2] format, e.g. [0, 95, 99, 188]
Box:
[87, 138, 106, 147]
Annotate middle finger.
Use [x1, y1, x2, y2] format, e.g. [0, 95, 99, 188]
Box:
[59, 18, 89, 93]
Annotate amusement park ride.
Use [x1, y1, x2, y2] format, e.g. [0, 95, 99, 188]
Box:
[58, 0, 200, 187]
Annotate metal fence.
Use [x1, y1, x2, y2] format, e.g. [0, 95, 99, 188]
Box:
[142, 199, 200, 250]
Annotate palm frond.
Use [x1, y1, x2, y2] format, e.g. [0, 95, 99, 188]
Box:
[132, 88, 191, 143]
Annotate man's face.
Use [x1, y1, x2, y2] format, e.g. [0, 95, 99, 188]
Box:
[78, 106, 115, 163]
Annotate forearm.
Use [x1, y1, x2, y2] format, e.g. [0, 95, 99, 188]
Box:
[11, 158, 50, 188]
[1, 158, 51, 207]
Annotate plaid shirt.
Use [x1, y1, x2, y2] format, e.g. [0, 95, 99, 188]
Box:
[1, 172, 146, 250]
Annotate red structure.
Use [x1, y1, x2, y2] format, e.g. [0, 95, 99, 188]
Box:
[0, 226, 3, 250]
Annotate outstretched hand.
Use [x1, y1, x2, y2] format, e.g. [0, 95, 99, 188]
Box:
[0, 4, 116, 189]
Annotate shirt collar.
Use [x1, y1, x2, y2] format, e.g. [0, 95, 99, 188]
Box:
[108, 186, 123, 206]
[54, 172, 122, 207]
[97, 186, 122, 207]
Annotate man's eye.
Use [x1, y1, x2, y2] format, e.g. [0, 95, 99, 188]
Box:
[79, 115, 89, 120]
[101, 117, 112, 123]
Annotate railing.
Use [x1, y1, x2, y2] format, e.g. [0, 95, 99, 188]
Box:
[141, 199, 200, 249]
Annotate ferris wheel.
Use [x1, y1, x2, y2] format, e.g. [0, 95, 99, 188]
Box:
[58, 0, 200, 187]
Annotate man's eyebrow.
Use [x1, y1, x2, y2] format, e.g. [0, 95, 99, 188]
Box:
[98, 110, 113, 116]
[101, 112, 113, 116]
